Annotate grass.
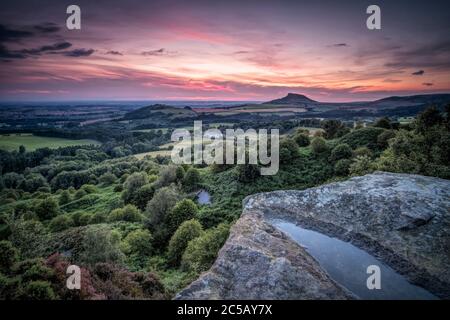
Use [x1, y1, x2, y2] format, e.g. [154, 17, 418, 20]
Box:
[0, 133, 100, 152]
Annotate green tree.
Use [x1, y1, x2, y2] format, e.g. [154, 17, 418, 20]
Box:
[311, 137, 328, 154]
[122, 172, 149, 204]
[167, 219, 203, 266]
[121, 229, 153, 256]
[374, 117, 391, 129]
[0, 240, 19, 272]
[181, 223, 229, 272]
[167, 199, 198, 234]
[321, 120, 343, 139]
[416, 106, 443, 133]
[329, 143, 352, 162]
[48, 215, 74, 232]
[294, 133, 310, 147]
[23, 280, 56, 300]
[349, 155, 374, 176]
[80, 226, 124, 266]
[182, 168, 201, 191]
[34, 197, 60, 221]
[236, 164, 260, 183]
[334, 159, 352, 176]
[59, 190, 71, 205]
[279, 139, 299, 163]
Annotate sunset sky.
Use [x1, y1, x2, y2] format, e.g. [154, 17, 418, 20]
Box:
[1, 0, 449, 102]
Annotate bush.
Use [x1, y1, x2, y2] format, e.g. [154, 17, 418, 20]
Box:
[121, 229, 153, 256]
[353, 146, 373, 158]
[236, 164, 260, 183]
[334, 159, 352, 176]
[34, 197, 60, 221]
[279, 139, 299, 163]
[339, 127, 384, 150]
[167, 219, 203, 266]
[181, 223, 229, 273]
[9, 220, 47, 259]
[122, 172, 149, 204]
[108, 204, 144, 222]
[329, 143, 352, 162]
[74, 188, 87, 200]
[48, 215, 74, 232]
[294, 133, 310, 147]
[23, 280, 56, 300]
[0, 241, 19, 272]
[167, 199, 198, 235]
[99, 172, 117, 186]
[134, 184, 155, 211]
[377, 130, 396, 149]
[321, 120, 344, 139]
[311, 137, 328, 154]
[182, 168, 201, 191]
[59, 190, 71, 205]
[81, 184, 98, 194]
[349, 155, 374, 176]
[374, 117, 391, 129]
[80, 226, 124, 266]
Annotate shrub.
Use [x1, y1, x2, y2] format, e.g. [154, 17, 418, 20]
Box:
[181, 223, 229, 273]
[48, 215, 74, 232]
[23, 280, 56, 300]
[334, 159, 352, 176]
[349, 155, 374, 176]
[122, 172, 149, 204]
[121, 229, 153, 256]
[108, 204, 144, 222]
[34, 197, 60, 221]
[311, 137, 328, 154]
[8, 220, 47, 258]
[59, 190, 71, 205]
[377, 130, 396, 149]
[182, 168, 201, 191]
[99, 172, 117, 186]
[374, 117, 391, 129]
[167, 199, 198, 235]
[279, 139, 299, 163]
[167, 219, 203, 266]
[353, 146, 373, 158]
[321, 120, 344, 139]
[236, 164, 260, 183]
[339, 127, 384, 149]
[74, 188, 87, 200]
[0, 241, 19, 272]
[329, 143, 352, 162]
[294, 133, 310, 147]
[80, 226, 124, 266]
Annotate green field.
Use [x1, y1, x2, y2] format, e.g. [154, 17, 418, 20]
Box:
[0, 134, 100, 151]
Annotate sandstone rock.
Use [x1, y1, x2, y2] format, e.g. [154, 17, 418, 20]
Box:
[176, 172, 450, 299]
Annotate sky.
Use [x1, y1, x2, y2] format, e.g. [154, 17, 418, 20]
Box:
[0, 0, 449, 102]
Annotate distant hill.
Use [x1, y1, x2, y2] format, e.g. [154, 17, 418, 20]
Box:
[123, 104, 197, 120]
[266, 93, 317, 104]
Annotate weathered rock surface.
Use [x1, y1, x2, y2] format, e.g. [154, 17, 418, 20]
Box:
[176, 172, 450, 299]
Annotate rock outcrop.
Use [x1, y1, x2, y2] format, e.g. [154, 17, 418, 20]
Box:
[176, 172, 450, 299]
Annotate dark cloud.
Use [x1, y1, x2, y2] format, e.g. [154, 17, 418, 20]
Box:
[0, 44, 26, 59]
[141, 48, 177, 56]
[385, 40, 450, 70]
[0, 24, 33, 43]
[106, 50, 123, 56]
[331, 43, 348, 47]
[412, 70, 425, 75]
[382, 79, 402, 83]
[422, 82, 433, 86]
[21, 42, 72, 55]
[63, 48, 95, 57]
[142, 48, 165, 56]
[34, 22, 60, 33]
